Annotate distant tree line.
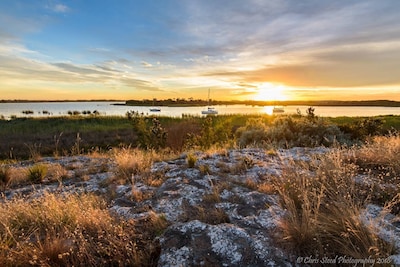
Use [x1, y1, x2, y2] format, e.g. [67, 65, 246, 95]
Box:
[124, 99, 400, 107]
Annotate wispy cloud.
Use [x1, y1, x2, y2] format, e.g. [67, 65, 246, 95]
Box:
[46, 2, 70, 13]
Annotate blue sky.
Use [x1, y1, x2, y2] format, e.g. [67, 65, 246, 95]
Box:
[1, 0, 400, 101]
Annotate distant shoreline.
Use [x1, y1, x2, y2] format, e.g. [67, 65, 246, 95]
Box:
[123, 99, 400, 107]
[0, 100, 123, 103]
[1, 99, 400, 107]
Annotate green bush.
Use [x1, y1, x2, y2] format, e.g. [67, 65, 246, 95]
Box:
[235, 118, 270, 147]
[27, 164, 48, 183]
[339, 117, 384, 140]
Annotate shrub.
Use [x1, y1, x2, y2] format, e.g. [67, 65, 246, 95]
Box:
[150, 118, 167, 149]
[340, 117, 384, 140]
[129, 114, 167, 149]
[27, 164, 48, 183]
[235, 118, 270, 147]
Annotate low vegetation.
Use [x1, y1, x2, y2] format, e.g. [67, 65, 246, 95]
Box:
[2, 111, 400, 160]
[0, 112, 400, 264]
[273, 148, 397, 259]
[0, 193, 166, 266]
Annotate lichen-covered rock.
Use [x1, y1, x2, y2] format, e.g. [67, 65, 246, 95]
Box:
[3, 147, 400, 266]
[159, 220, 290, 267]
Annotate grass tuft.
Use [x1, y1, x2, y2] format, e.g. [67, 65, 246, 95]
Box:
[0, 165, 11, 189]
[186, 153, 197, 168]
[26, 164, 48, 183]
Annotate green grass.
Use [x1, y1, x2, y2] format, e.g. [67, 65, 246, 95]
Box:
[0, 116, 134, 135]
[1, 114, 400, 159]
[329, 115, 400, 131]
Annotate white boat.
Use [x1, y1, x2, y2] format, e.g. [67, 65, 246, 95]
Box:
[272, 106, 285, 114]
[149, 99, 161, 112]
[201, 89, 218, 115]
[201, 107, 218, 115]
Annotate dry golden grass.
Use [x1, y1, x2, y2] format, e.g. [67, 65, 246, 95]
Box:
[46, 163, 70, 183]
[112, 147, 177, 183]
[113, 147, 154, 180]
[180, 200, 230, 225]
[0, 192, 166, 266]
[347, 135, 400, 213]
[274, 149, 395, 259]
[351, 135, 400, 176]
[257, 182, 275, 194]
[141, 169, 169, 187]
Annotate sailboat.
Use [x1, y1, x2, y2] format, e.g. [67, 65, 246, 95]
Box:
[201, 89, 218, 115]
[272, 106, 285, 114]
[149, 99, 161, 112]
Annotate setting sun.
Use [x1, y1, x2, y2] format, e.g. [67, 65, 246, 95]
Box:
[253, 83, 288, 101]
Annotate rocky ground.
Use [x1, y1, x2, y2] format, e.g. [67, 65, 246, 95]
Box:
[2, 147, 400, 266]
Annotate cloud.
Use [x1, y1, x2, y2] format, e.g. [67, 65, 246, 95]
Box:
[52, 62, 112, 76]
[141, 61, 153, 68]
[119, 77, 163, 92]
[53, 4, 69, 13]
[46, 2, 70, 13]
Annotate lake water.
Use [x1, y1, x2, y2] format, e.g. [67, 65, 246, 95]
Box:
[1, 101, 400, 119]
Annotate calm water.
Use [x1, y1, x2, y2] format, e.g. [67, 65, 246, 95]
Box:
[1, 101, 400, 119]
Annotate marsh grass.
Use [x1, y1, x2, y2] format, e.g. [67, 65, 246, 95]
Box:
[274, 149, 395, 259]
[0, 192, 166, 266]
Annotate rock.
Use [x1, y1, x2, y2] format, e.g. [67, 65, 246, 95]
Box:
[159, 220, 290, 267]
[3, 147, 400, 266]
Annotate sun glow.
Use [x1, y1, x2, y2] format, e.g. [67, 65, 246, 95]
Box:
[253, 83, 288, 101]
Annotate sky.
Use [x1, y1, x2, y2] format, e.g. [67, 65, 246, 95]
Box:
[1, 0, 400, 101]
